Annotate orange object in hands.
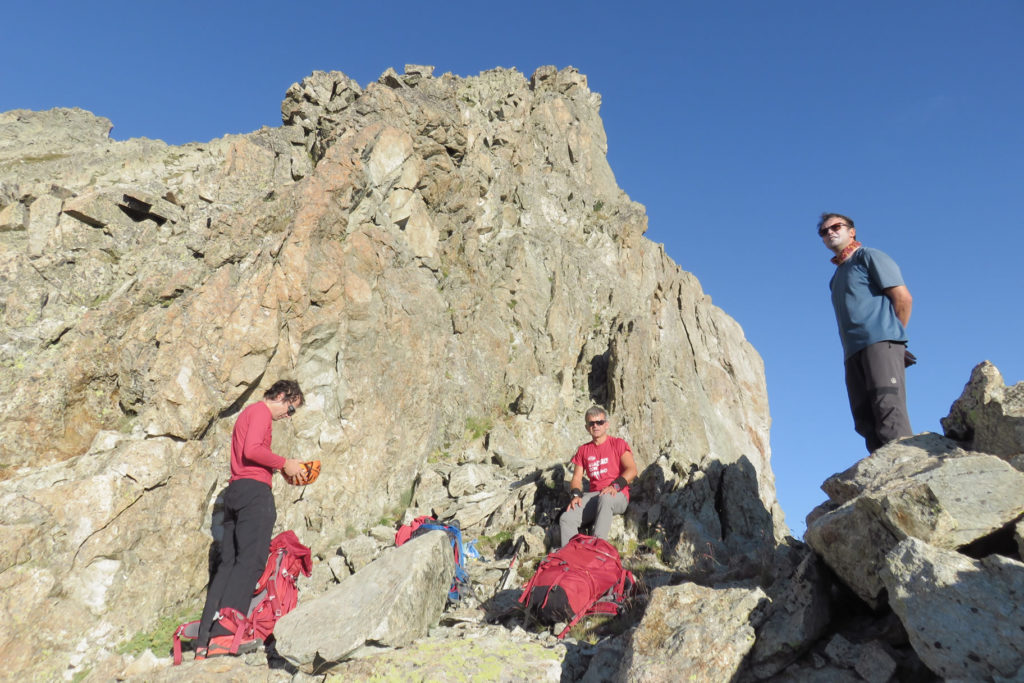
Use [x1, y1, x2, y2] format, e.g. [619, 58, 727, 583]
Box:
[283, 460, 321, 486]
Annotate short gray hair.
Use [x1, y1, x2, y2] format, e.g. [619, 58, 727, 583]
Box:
[584, 405, 607, 421]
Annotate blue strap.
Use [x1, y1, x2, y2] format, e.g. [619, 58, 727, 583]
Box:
[415, 521, 478, 600]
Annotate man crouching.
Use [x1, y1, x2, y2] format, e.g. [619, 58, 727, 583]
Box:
[559, 405, 637, 547]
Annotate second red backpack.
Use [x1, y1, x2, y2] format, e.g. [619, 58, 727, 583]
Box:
[518, 534, 634, 638]
[172, 530, 312, 664]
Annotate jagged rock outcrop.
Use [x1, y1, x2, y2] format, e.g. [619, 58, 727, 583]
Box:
[742, 549, 832, 680]
[0, 65, 786, 680]
[783, 362, 1024, 683]
[942, 360, 1024, 464]
[806, 432, 1024, 607]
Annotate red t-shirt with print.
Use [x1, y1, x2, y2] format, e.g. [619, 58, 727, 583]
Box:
[571, 435, 631, 500]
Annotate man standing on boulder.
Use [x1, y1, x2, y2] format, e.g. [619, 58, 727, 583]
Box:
[560, 406, 637, 547]
[820, 212, 914, 452]
[195, 380, 305, 659]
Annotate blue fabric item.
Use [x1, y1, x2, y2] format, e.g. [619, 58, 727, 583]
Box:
[415, 521, 474, 600]
[829, 247, 907, 359]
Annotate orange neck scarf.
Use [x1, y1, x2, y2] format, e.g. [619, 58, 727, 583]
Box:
[831, 241, 862, 265]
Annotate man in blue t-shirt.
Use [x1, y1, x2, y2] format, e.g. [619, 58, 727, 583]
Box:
[819, 212, 914, 452]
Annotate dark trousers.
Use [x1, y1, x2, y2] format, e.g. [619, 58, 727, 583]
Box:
[844, 340, 912, 452]
[197, 478, 276, 647]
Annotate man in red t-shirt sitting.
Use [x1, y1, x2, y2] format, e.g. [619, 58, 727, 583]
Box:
[559, 405, 638, 547]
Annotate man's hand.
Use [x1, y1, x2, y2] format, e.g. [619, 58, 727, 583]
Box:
[566, 495, 583, 511]
[282, 459, 303, 478]
[600, 484, 619, 496]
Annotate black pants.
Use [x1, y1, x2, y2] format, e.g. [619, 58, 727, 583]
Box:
[844, 340, 912, 452]
[197, 478, 276, 647]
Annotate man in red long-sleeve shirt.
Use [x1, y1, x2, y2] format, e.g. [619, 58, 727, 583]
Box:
[195, 380, 305, 658]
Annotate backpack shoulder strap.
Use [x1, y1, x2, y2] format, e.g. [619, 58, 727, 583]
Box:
[171, 620, 200, 666]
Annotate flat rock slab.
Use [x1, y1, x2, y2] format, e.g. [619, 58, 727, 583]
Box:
[821, 432, 961, 506]
[323, 623, 565, 681]
[274, 530, 455, 671]
[619, 582, 766, 682]
[882, 537, 1024, 681]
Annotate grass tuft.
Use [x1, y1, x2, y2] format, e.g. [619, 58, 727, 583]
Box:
[464, 416, 493, 440]
[117, 608, 197, 657]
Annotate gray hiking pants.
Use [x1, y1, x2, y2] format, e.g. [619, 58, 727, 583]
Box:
[844, 340, 912, 452]
[559, 491, 628, 547]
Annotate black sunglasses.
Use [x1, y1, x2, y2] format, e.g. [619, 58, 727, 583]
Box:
[818, 223, 848, 237]
[586, 419, 607, 427]
[287, 405, 296, 416]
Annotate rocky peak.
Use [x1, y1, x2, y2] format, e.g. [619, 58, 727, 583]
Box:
[0, 65, 783, 680]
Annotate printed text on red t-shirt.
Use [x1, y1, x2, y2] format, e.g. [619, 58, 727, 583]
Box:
[587, 456, 609, 480]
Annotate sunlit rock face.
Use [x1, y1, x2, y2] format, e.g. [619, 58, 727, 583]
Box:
[0, 65, 783, 679]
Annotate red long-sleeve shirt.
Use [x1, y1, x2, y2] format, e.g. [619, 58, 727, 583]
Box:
[229, 401, 285, 485]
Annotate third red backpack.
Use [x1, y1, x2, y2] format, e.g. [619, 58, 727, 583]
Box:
[172, 530, 312, 664]
[518, 534, 634, 638]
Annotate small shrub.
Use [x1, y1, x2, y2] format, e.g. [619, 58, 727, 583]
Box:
[464, 416, 493, 440]
[567, 614, 614, 643]
[428, 449, 452, 463]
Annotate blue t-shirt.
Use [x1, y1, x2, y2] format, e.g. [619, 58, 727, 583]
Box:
[829, 246, 907, 359]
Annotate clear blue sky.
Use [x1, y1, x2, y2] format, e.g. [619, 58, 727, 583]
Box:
[5, 1, 1022, 537]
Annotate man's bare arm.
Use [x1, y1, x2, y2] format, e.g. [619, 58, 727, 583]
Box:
[600, 450, 638, 495]
[884, 285, 913, 327]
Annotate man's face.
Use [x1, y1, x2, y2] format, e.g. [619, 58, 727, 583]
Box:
[585, 413, 608, 440]
[819, 217, 856, 254]
[269, 396, 301, 421]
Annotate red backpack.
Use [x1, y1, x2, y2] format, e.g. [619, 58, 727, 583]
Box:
[518, 534, 634, 639]
[173, 530, 312, 664]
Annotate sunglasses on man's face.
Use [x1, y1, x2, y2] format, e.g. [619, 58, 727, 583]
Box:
[818, 223, 848, 237]
[287, 405, 296, 416]
[586, 419, 607, 427]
